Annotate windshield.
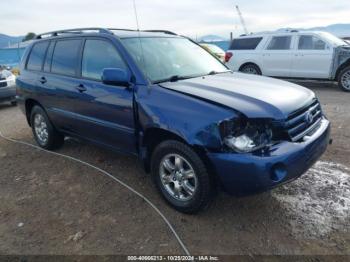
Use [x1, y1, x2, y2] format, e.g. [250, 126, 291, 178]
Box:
[319, 32, 347, 46]
[121, 37, 228, 83]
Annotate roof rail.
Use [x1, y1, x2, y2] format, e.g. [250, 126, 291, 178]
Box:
[142, 30, 177, 35]
[110, 28, 177, 35]
[35, 27, 178, 40]
[35, 28, 113, 39]
[108, 28, 138, 32]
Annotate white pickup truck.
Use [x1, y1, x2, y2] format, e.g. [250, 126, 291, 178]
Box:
[225, 31, 350, 91]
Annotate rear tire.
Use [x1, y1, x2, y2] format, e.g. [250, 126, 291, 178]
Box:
[151, 140, 213, 214]
[30, 105, 64, 150]
[338, 66, 350, 92]
[239, 63, 262, 75]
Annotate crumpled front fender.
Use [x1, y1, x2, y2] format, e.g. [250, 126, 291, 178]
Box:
[332, 45, 350, 79]
[135, 84, 238, 150]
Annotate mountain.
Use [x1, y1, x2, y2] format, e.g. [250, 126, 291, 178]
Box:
[199, 34, 228, 42]
[275, 24, 350, 37]
[0, 34, 23, 48]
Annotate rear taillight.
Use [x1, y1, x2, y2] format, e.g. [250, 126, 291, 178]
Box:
[225, 52, 233, 63]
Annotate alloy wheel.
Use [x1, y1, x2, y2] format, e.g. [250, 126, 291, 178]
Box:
[159, 154, 198, 201]
[34, 113, 49, 145]
[341, 70, 350, 90]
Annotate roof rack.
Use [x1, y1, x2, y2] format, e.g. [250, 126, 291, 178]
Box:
[142, 30, 177, 35]
[109, 28, 177, 35]
[108, 28, 138, 32]
[35, 28, 113, 39]
[35, 27, 178, 40]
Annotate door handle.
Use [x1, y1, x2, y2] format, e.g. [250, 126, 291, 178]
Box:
[76, 84, 87, 93]
[39, 77, 47, 84]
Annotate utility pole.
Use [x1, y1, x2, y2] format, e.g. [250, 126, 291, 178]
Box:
[235, 5, 248, 35]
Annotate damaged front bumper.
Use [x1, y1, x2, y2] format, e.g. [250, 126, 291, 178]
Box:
[207, 118, 331, 195]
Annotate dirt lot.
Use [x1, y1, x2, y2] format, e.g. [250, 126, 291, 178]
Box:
[0, 81, 349, 257]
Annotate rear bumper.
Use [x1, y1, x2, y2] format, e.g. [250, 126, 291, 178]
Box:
[208, 118, 331, 195]
[0, 85, 16, 102]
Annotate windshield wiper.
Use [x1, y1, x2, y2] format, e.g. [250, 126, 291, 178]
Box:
[153, 75, 197, 84]
[207, 70, 232, 76]
[154, 71, 232, 84]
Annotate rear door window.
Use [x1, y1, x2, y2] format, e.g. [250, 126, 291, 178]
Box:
[27, 41, 49, 71]
[298, 35, 326, 50]
[229, 37, 262, 50]
[51, 39, 82, 76]
[267, 36, 292, 50]
[81, 39, 127, 80]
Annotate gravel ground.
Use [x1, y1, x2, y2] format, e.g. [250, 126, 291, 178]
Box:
[0, 81, 349, 257]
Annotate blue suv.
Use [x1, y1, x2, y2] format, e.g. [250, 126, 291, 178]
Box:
[16, 28, 331, 213]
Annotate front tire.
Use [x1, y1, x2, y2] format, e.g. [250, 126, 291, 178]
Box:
[30, 105, 64, 150]
[239, 63, 262, 75]
[151, 140, 213, 214]
[11, 101, 17, 106]
[338, 66, 350, 92]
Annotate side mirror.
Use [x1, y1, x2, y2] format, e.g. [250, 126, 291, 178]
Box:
[102, 68, 131, 87]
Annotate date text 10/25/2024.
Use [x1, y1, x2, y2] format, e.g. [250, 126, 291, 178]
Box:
[127, 255, 219, 261]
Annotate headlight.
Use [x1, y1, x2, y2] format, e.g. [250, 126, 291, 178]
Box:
[220, 119, 273, 153]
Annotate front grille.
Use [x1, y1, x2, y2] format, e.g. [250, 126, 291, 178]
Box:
[285, 99, 323, 142]
[0, 78, 7, 88]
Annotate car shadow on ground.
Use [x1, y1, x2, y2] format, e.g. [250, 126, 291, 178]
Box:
[0, 103, 16, 110]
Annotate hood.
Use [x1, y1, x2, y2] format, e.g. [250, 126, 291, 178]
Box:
[159, 72, 315, 119]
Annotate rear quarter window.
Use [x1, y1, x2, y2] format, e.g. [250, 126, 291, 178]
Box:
[26, 41, 49, 71]
[51, 39, 82, 76]
[229, 37, 263, 50]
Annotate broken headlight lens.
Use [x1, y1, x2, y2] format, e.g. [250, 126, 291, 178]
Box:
[221, 119, 273, 153]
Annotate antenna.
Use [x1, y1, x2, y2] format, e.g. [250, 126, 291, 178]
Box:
[132, 0, 141, 31]
[132, 0, 146, 74]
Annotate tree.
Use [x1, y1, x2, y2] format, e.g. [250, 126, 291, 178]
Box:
[22, 32, 36, 42]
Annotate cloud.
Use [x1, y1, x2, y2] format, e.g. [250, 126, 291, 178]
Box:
[1, 0, 350, 37]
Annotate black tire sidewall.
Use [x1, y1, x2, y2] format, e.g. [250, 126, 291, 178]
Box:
[151, 140, 212, 213]
[338, 66, 350, 92]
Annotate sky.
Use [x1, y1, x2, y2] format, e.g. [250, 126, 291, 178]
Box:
[1, 0, 350, 38]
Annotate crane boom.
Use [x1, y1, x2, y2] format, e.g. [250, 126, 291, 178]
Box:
[235, 5, 248, 35]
